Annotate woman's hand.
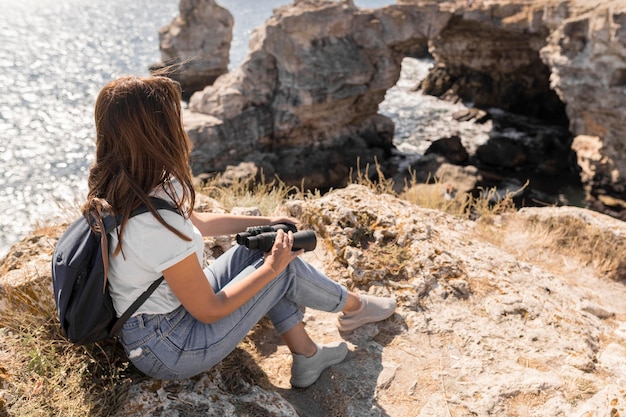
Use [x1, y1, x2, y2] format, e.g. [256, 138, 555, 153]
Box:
[262, 229, 304, 275]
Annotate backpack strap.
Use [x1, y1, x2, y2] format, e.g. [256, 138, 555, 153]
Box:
[109, 276, 164, 336]
[101, 197, 181, 337]
[102, 197, 179, 233]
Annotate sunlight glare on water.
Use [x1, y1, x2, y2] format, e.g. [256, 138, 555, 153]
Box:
[0, 0, 480, 258]
[0, 0, 179, 256]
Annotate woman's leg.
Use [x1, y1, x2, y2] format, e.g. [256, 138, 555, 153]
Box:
[121, 254, 309, 380]
[207, 245, 394, 341]
[262, 256, 349, 331]
[280, 322, 316, 356]
[206, 245, 361, 321]
[205, 246, 351, 387]
[205, 245, 351, 335]
[122, 246, 393, 382]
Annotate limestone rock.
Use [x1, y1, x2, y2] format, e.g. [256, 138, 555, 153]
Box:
[0, 233, 57, 317]
[185, 0, 422, 189]
[571, 384, 626, 417]
[419, 0, 626, 210]
[116, 371, 298, 417]
[2, 186, 626, 416]
[541, 1, 626, 205]
[170, 0, 626, 213]
[420, 0, 566, 122]
[150, 0, 233, 99]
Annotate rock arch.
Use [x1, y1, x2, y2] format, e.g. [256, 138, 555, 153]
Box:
[165, 0, 626, 212]
[182, 0, 443, 190]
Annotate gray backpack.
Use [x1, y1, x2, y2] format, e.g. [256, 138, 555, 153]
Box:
[51, 198, 178, 344]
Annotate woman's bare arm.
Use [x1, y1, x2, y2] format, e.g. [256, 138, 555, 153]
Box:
[190, 211, 299, 237]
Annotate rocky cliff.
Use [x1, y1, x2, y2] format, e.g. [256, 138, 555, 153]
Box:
[420, 0, 626, 216]
[1, 185, 625, 416]
[540, 0, 626, 214]
[162, 0, 626, 217]
[149, 0, 233, 100]
[184, 0, 404, 190]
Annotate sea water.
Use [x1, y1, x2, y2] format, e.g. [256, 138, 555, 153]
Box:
[0, 0, 490, 258]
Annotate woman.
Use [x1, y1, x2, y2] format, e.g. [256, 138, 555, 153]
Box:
[84, 75, 396, 388]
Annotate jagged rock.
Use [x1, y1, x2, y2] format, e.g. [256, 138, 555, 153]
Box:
[541, 1, 626, 207]
[420, 0, 626, 210]
[185, 0, 444, 190]
[419, 0, 567, 122]
[424, 135, 469, 164]
[150, 0, 233, 99]
[2, 186, 626, 416]
[0, 233, 56, 317]
[571, 384, 626, 417]
[115, 370, 298, 417]
[452, 107, 490, 123]
[197, 161, 262, 189]
[476, 135, 528, 168]
[169, 0, 434, 188]
[170, 0, 626, 214]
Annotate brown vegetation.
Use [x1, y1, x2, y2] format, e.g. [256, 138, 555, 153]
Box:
[1, 171, 624, 416]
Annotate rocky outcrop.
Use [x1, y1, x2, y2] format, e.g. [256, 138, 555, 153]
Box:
[150, 0, 233, 99]
[167, 0, 626, 212]
[185, 0, 418, 190]
[419, 0, 567, 122]
[540, 1, 626, 213]
[2, 186, 626, 416]
[421, 0, 626, 213]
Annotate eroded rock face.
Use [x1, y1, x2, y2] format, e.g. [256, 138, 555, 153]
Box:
[541, 1, 626, 210]
[420, 1, 567, 123]
[174, 0, 626, 210]
[415, 0, 626, 211]
[150, 0, 233, 99]
[185, 0, 446, 190]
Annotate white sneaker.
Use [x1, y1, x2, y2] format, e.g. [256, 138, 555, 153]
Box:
[290, 342, 348, 388]
[335, 294, 396, 332]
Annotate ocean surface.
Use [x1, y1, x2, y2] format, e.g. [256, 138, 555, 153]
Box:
[0, 0, 491, 258]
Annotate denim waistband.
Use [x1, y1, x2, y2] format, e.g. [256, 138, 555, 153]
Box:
[123, 304, 185, 330]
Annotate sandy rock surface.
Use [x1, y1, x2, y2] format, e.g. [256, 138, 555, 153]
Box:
[3, 185, 624, 416]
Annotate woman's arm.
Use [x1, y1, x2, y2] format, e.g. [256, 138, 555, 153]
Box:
[162, 229, 303, 323]
[190, 211, 299, 237]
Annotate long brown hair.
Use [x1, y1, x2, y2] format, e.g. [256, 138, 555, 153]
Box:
[83, 75, 195, 255]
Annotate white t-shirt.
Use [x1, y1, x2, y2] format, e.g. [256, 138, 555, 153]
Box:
[107, 186, 205, 317]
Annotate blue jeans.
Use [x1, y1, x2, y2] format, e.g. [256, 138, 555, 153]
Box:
[119, 245, 349, 380]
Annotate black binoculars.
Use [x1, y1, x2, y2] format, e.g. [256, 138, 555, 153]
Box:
[236, 223, 317, 252]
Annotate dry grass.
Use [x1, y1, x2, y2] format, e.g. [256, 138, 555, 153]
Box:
[349, 163, 626, 284]
[503, 390, 552, 417]
[400, 171, 522, 221]
[562, 377, 598, 407]
[199, 173, 304, 215]
[347, 159, 521, 221]
[0, 279, 138, 417]
[484, 213, 626, 282]
[348, 158, 397, 196]
[1, 165, 620, 416]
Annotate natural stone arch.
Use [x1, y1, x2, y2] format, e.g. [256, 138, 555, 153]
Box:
[170, 0, 626, 214]
[183, 0, 447, 190]
[422, 14, 568, 125]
